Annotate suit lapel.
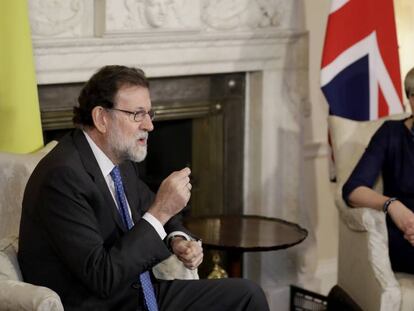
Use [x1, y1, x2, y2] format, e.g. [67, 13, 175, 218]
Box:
[72, 129, 127, 232]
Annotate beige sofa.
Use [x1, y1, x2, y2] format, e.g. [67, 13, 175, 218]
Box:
[0, 141, 197, 310]
[329, 114, 414, 311]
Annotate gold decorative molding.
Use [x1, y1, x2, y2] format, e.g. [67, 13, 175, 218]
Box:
[41, 101, 223, 130]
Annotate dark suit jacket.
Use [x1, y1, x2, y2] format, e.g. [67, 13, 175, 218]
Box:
[18, 129, 189, 310]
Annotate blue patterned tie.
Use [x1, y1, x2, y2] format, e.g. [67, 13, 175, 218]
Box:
[110, 166, 159, 311]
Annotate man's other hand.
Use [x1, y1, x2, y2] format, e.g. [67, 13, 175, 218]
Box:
[171, 238, 203, 270]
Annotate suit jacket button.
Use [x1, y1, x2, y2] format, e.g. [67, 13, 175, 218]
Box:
[131, 282, 140, 289]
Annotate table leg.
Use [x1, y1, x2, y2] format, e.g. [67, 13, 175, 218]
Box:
[227, 251, 243, 277]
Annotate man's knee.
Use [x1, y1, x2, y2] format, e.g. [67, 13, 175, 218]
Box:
[236, 279, 261, 294]
[228, 279, 269, 310]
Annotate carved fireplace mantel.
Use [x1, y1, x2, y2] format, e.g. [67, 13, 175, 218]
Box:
[30, 0, 307, 85]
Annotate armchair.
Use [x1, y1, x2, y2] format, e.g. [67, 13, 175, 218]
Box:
[329, 114, 414, 311]
[0, 141, 197, 310]
[0, 141, 63, 310]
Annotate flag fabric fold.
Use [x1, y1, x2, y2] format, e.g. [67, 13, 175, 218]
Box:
[321, 0, 403, 121]
[0, 0, 43, 153]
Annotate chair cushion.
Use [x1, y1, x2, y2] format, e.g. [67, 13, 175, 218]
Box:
[328, 116, 385, 187]
[0, 280, 63, 311]
[0, 236, 22, 281]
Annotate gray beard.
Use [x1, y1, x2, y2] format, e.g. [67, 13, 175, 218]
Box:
[108, 129, 148, 163]
[129, 145, 147, 163]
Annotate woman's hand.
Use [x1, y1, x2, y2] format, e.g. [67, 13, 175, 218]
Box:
[348, 187, 414, 246]
[387, 200, 414, 246]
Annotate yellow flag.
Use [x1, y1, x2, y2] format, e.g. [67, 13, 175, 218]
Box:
[0, 0, 43, 153]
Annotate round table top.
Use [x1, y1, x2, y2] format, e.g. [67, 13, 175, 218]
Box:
[184, 215, 308, 252]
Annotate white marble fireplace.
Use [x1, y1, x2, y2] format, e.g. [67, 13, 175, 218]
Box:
[30, 0, 309, 309]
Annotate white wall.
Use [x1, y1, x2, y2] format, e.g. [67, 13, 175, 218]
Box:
[301, 0, 337, 295]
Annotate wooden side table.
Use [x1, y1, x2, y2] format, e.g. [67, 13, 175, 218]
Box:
[184, 215, 308, 277]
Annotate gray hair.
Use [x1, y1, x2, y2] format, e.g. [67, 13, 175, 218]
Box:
[404, 67, 414, 99]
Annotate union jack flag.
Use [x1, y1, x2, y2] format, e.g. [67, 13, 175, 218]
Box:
[321, 0, 403, 121]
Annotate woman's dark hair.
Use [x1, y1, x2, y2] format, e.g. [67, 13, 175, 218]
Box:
[73, 65, 149, 127]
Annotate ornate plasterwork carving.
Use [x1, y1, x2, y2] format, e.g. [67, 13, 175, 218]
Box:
[27, 0, 295, 38]
[102, 0, 290, 35]
[29, 0, 86, 37]
[105, 0, 200, 34]
[201, 0, 281, 31]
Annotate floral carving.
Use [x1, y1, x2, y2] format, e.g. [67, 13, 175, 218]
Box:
[29, 0, 84, 37]
[201, 0, 281, 30]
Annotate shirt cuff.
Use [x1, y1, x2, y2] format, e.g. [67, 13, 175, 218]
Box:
[142, 213, 167, 240]
[166, 231, 193, 245]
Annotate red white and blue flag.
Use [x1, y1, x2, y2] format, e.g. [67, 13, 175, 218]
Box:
[321, 0, 403, 121]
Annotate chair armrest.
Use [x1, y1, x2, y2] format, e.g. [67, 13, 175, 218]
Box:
[336, 193, 398, 282]
[335, 192, 387, 234]
[336, 193, 401, 310]
[0, 280, 64, 311]
[152, 254, 199, 280]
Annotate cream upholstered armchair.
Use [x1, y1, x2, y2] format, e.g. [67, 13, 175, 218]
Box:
[329, 114, 414, 311]
[0, 141, 197, 311]
[0, 141, 63, 310]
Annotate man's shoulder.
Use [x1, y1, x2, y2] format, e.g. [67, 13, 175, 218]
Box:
[42, 132, 80, 165]
[31, 130, 88, 182]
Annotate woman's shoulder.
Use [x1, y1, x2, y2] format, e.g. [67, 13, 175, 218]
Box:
[379, 118, 407, 131]
[370, 118, 411, 148]
[368, 118, 407, 144]
[383, 117, 407, 125]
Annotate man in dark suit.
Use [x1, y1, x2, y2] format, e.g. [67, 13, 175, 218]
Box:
[18, 65, 269, 310]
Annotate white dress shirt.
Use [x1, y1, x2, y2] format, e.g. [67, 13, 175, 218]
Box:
[83, 131, 167, 239]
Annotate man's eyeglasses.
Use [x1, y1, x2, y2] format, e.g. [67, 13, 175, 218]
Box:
[107, 107, 155, 122]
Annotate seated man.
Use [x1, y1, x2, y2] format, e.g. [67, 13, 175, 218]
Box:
[18, 65, 269, 311]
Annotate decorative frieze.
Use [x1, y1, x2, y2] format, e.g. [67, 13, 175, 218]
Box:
[28, 0, 296, 39]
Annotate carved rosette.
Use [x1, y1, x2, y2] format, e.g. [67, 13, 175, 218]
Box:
[29, 0, 85, 37]
[201, 0, 282, 30]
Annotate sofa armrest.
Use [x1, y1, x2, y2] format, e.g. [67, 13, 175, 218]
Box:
[0, 280, 63, 311]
